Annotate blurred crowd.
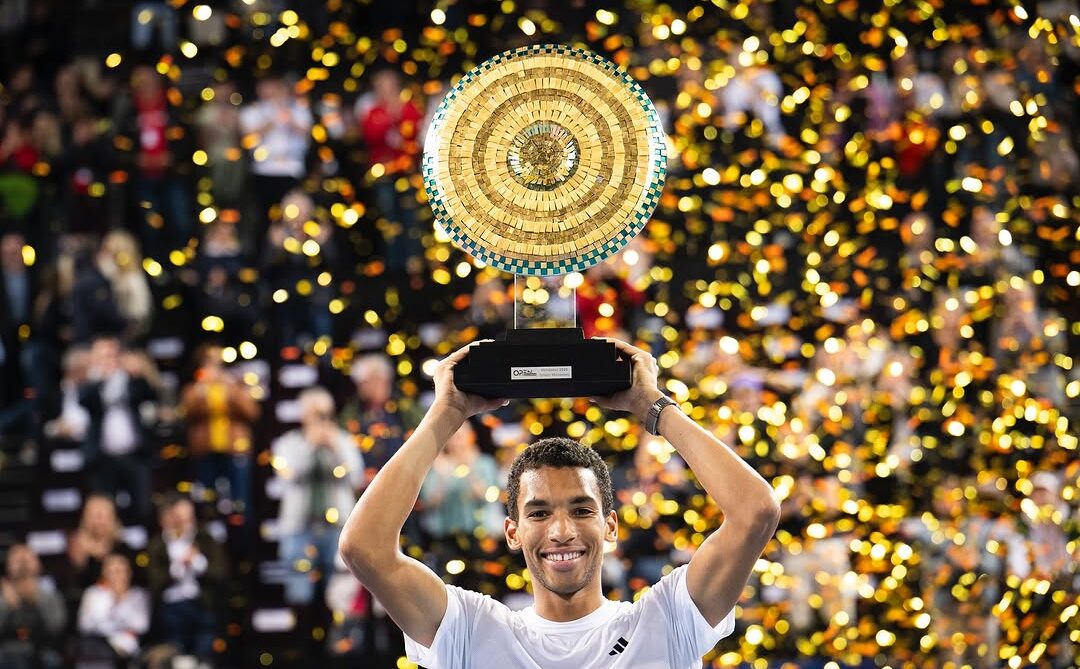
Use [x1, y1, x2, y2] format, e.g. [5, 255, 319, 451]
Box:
[0, 1, 1077, 668]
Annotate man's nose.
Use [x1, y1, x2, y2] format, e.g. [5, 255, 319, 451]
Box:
[548, 511, 576, 542]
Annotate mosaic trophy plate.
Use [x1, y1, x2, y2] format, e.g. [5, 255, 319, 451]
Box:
[422, 44, 667, 397]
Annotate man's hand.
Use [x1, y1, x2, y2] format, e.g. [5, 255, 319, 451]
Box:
[430, 341, 508, 420]
[589, 337, 665, 421]
[303, 419, 337, 449]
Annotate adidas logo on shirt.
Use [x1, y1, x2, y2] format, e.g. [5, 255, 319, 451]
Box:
[608, 636, 629, 656]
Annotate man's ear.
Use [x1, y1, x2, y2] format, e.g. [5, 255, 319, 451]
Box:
[605, 509, 618, 543]
[504, 516, 521, 551]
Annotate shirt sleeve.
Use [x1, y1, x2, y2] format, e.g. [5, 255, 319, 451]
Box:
[404, 584, 498, 668]
[645, 565, 737, 667]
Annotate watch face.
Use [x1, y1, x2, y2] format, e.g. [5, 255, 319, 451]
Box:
[423, 44, 667, 276]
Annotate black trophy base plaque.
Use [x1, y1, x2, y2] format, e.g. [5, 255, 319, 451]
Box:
[453, 328, 631, 399]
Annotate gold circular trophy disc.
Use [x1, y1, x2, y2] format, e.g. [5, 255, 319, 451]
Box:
[423, 44, 667, 276]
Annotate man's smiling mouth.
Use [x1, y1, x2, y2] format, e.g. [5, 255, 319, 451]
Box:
[541, 550, 585, 569]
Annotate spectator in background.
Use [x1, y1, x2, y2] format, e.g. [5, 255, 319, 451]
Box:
[123, 65, 190, 260]
[0, 100, 43, 237]
[43, 345, 92, 444]
[130, 0, 178, 53]
[1025, 471, 1075, 669]
[272, 387, 363, 605]
[239, 75, 312, 248]
[195, 222, 256, 342]
[52, 62, 90, 126]
[27, 240, 76, 387]
[70, 245, 124, 345]
[199, 220, 244, 275]
[78, 337, 157, 522]
[146, 494, 226, 668]
[779, 473, 856, 636]
[180, 344, 260, 519]
[357, 67, 422, 276]
[420, 422, 499, 543]
[194, 80, 246, 212]
[63, 495, 124, 624]
[0, 114, 40, 173]
[1027, 471, 1070, 583]
[261, 188, 336, 347]
[0, 544, 66, 669]
[467, 273, 512, 337]
[0, 232, 32, 335]
[95, 231, 153, 341]
[339, 353, 418, 475]
[611, 434, 691, 592]
[56, 113, 111, 236]
[75, 553, 150, 669]
[29, 108, 61, 166]
[900, 478, 1029, 669]
[0, 232, 33, 431]
[720, 46, 789, 150]
[71, 232, 153, 344]
[576, 262, 642, 340]
[194, 263, 255, 345]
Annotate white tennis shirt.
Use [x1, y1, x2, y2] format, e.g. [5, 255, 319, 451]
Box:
[404, 565, 736, 669]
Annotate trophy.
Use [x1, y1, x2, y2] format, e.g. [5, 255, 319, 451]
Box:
[422, 44, 667, 398]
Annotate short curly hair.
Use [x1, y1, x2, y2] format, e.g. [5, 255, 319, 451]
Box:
[506, 437, 614, 521]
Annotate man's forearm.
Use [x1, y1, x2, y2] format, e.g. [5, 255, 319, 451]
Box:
[339, 404, 465, 571]
[656, 406, 778, 523]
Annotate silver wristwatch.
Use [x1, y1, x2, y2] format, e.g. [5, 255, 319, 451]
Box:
[644, 395, 678, 435]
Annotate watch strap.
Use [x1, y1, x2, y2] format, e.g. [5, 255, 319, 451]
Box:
[645, 395, 678, 435]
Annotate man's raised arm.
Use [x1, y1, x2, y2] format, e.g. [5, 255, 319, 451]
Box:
[594, 338, 781, 627]
[338, 342, 506, 647]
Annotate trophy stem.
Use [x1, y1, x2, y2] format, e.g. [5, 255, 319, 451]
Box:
[572, 283, 577, 328]
[512, 274, 578, 331]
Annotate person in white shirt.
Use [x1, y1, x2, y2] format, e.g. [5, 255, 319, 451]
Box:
[76, 553, 150, 665]
[273, 387, 364, 605]
[339, 337, 781, 668]
[239, 74, 312, 252]
[147, 494, 226, 665]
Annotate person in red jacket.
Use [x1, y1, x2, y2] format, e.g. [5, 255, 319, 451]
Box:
[127, 65, 191, 259]
[358, 68, 422, 276]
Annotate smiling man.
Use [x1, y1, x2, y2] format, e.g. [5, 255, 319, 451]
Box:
[339, 338, 781, 668]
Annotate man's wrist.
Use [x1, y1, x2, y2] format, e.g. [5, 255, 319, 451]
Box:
[428, 400, 467, 422]
[422, 402, 467, 441]
[636, 389, 667, 423]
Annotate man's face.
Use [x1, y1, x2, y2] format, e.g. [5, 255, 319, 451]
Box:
[505, 467, 617, 598]
[301, 397, 335, 429]
[357, 373, 391, 407]
[162, 501, 195, 536]
[91, 339, 121, 375]
[82, 496, 118, 538]
[258, 78, 287, 103]
[373, 71, 401, 102]
[6, 545, 39, 580]
[102, 555, 130, 590]
[1032, 485, 1056, 510]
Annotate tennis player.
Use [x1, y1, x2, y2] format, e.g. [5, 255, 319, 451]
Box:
[339, 337, 781, 668]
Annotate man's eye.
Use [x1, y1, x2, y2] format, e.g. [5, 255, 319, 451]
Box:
[528, 511, 549, 519]
[574, 508, 594, 515]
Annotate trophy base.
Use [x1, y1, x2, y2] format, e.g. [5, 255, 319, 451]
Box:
[453, 328, 631, 399]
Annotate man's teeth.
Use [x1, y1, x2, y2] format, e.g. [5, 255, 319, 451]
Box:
[545, 552, 583, 561]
